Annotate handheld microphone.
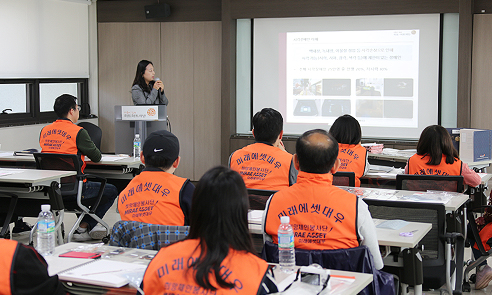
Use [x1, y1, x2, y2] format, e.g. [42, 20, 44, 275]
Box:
[155, 78, 160, 81]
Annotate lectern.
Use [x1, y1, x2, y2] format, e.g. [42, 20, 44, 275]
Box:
[114, 105, 167, 155]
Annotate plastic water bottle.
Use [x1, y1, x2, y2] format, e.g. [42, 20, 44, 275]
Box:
[278, 215, 295, 273]
[133, 134, 141, 159]
[37, 204, 55, 256]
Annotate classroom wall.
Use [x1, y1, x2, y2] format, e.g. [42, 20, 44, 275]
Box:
[471, 14, 492, 130]
[97, 22, 222, 181]
[0, 0, 98, 152]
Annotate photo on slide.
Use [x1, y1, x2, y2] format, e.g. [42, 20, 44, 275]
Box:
[293, 79, 322, 96]
[322, 79, 351, 96]
[384, 78, 414, 97]
[321, 99, 351, 117]
[356, 78, 383, 96]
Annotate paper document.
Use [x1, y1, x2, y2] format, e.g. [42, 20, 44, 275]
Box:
[248, 210, 263, 224]
[56, 259, 147, 288]
[376, 219, 409, 230]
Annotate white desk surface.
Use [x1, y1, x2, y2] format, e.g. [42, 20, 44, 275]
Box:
[364, 165, 492, 186]
[0, 151, 141, 168]
[46, 242, 156, 277]
[248, 211, 431, 249]
[373, 219, 432, 248]
[274, 266, 373, 295]
[0, 168, 75, 186]
[368, 150, 492, 169]
[47, 243, 371, 295]
[338, 186, 469, 212]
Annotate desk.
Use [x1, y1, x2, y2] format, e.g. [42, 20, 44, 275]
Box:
[46, 242, 155, 294]
[248, 211, 430, 295]
[337, 186, 469, 212]
[0, 152, 142, 180]
[274, 266, 373, 295]
[368, 150, 492, 172]
[0, 168, 76, 237]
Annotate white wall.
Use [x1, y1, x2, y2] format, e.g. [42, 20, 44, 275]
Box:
[0, 0, 99, 149]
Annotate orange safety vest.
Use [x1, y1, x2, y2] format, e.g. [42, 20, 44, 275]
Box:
[337, 143, 367, 187]
[142, 239, 268, 295]
[118, 171, 188, 226]
[408, 154, 462, 176]
[230, 142, 294, 190]
[475, 222, 492, 252]
[40, 119, 86, 173]
[0, 239, 18, 295]
[264, 171, 360, 250]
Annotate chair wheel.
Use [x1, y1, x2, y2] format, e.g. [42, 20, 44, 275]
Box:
[470, 274, 476, 283]
[102, 235, 109, 244]
[463, 282, 471, 292]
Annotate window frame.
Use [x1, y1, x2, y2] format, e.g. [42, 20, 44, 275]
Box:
[0, 78, 89, 127]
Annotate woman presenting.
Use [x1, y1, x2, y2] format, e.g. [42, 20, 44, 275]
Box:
[131, 60, 168, 105]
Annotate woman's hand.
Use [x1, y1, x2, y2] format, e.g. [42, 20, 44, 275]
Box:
[153, 80, 164, 91]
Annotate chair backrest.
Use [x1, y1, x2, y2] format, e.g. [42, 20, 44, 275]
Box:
[33, 153, 81, 195]
[364, 199, 446, 266]
[247, 188, 277, 210]
[333, 171, 356, 187]
[77, 122, 102, 150]
[364, 198, 448, 289]
[396, 174, 464, 192]
[109, 220, 189, 250]
[261, 241, 394, 295]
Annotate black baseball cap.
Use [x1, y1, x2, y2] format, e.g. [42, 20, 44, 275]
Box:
[142, 130, 179, 161]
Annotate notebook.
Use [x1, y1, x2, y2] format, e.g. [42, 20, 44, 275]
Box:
[57, 259, 147, 288]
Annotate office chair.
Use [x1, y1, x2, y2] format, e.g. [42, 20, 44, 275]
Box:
[333, 171, 356, 187]
[262, 241, 395, 295]
[246, 188, 277, 210]
[78, 122, 102, 150]
[110, 220, 189, 250]
[364, 199, 464, 294]
[396, 174, 464, 193]
[33, 153, 111, 243]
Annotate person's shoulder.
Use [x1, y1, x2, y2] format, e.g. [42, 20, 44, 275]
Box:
[132, 84, 142, 90]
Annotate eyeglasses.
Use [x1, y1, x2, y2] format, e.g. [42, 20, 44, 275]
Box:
[74, 105, 81, 111]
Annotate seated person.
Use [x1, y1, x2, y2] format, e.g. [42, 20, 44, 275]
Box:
[39, 94, 118, 241]
[141, 166, 277, 294]
[469, 222, 492, 289]
[229, 108, 297, 190]
[119, 130, 194, 225]
[405, 125, 481, 187]
[263, 129, 383, 270]
[329, 114, 368, 187]
[0, 239, 66, 294]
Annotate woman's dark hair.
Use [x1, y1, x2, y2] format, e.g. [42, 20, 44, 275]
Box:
[132, 60, 153, 93]
[187, 166, 255, 290]
[329, 114, 362, 145]
[417, 125, 459, 165]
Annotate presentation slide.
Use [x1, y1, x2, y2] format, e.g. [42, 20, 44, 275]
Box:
[287, 30, 419, 128]
[252, 14, 440, 139]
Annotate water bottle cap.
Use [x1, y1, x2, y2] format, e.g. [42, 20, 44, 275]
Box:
[41, 204, 51, 212]
[135, 134, 140, 138]
[280, 216, 290, 224]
